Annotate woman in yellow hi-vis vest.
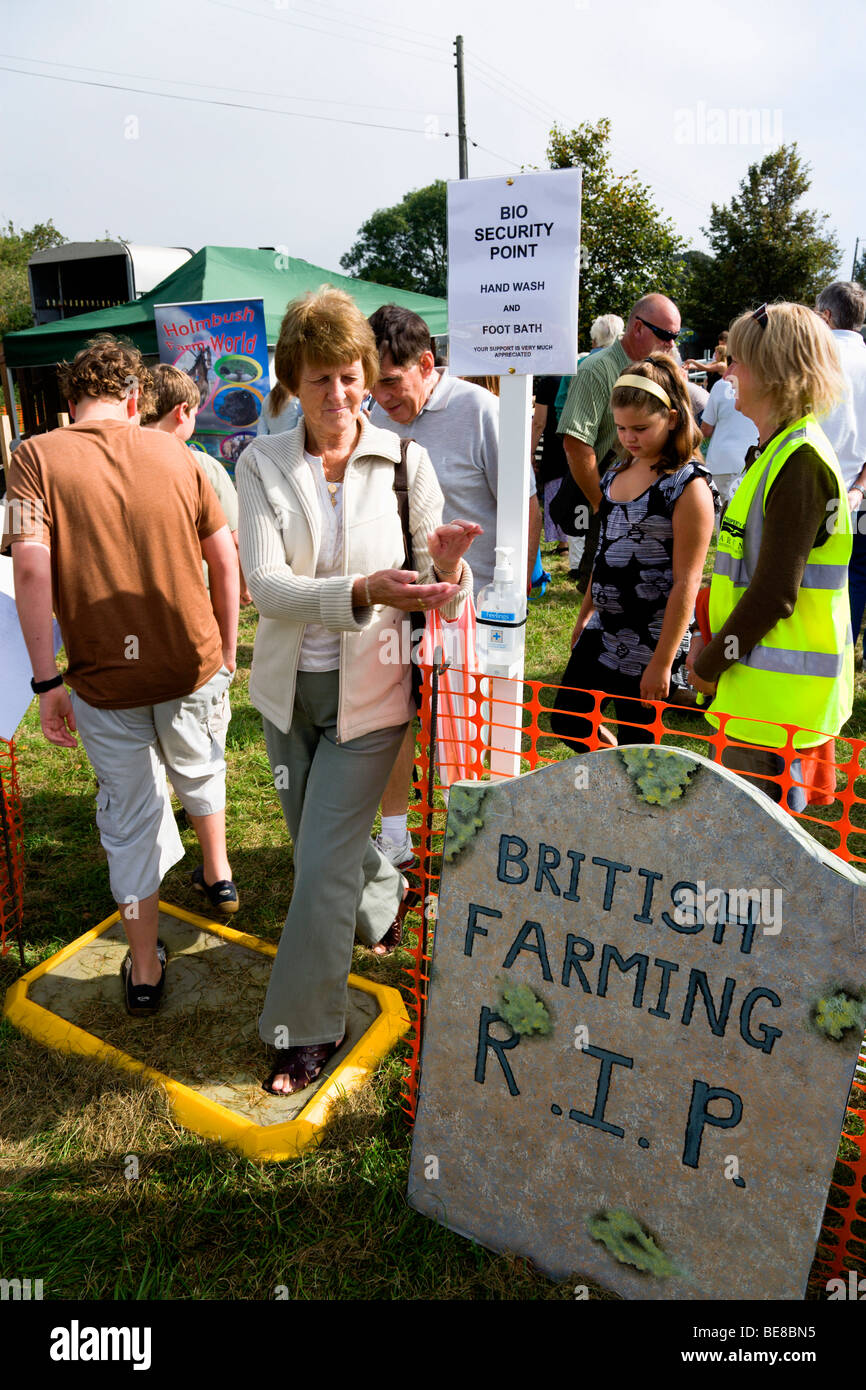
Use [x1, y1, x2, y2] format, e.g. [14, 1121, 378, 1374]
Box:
[687, 301, 852, 810]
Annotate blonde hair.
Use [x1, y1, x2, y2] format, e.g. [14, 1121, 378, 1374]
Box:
[141, 363, 199, 424]
[610, 354, 702, 473]
[727, 302, 845, 427]
[265, 381, 294, 419]
[275, 286, 380, 394]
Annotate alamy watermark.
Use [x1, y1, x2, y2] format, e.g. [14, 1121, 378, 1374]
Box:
[672, 880, 782, 935]
[826, 1270, 866, 1299]
[0, 1276, 43, 1300]
[4, 498, 45, 538]
[828, 496, 866, 533]
[378, 623, 469, 670]
[674, 103, 783, 147]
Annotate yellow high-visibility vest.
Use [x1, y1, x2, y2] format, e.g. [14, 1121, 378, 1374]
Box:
[707, 414, 853, 749]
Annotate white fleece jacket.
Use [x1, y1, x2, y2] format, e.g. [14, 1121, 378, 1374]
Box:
[237, 415, 472, 741]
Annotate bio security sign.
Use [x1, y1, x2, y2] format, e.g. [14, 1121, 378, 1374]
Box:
[447, 168, 581, 376]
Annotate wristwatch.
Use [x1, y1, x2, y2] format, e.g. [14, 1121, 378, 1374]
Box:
[30, 673, 64, 694]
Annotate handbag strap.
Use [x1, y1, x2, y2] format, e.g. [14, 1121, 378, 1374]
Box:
[393, 438, 415, 572]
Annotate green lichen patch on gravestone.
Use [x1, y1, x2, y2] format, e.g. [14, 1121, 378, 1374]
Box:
[498, 982, 552, 1037]
[618, 747, 699, 806]
[444, 783, 493, 863]
[587, 1209, 677, 1278]
[811, 988, 866, 1041]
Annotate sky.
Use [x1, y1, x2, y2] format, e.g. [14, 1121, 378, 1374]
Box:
[1, 0, 862, 287]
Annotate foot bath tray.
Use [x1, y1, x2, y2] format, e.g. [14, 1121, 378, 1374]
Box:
[3, 903, 410, 1161]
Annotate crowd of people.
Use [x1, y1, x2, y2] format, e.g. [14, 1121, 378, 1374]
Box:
[3, 276, 864, 1096]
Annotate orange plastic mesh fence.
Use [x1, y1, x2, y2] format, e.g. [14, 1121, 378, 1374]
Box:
[810, 1053, 866, 1289]
[0, 738, 25, 960]
[399, 665, 866, 1286]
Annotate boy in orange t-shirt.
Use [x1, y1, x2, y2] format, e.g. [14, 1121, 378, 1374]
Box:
[3, 336, 240, 1016]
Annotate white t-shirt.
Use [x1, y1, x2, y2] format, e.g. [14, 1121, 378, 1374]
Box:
[297, 451, 343, 671]
[702, 378, 759, 479]
[820, 330, 866, 488]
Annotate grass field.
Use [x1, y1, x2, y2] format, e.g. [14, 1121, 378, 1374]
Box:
[1, 543, 864, 1301]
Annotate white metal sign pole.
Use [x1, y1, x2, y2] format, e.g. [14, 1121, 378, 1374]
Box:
[446, 167, 581, 782]
[488, 372, 531, 778]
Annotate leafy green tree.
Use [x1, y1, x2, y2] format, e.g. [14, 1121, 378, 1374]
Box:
[0, 218, 66, 333]
[340, 181, 447, 298]
[853, 245, 866, 286]
[681, 145, 842, 345]
[676, 250, 717, 348]
[547, 118, 688, 348]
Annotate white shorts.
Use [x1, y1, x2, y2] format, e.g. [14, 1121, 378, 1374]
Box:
[69, 666, 233, 905]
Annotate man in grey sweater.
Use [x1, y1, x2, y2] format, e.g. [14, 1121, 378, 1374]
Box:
[368, 304, 542, 865]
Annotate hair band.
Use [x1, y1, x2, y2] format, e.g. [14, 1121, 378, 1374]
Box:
[614, 374, 672, 408]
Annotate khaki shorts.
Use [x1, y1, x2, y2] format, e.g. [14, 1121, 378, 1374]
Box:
[70, 666, 233, 904]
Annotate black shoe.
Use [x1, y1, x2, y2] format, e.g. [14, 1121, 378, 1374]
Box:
[120, 940, 167, 1017]
[191, 864, 239, 914]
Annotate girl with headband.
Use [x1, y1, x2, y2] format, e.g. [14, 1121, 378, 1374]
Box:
[551, 353, 716, 751]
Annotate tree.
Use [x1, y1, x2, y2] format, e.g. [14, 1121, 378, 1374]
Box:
[341, 181, 447, 298]
[0, 218, 66, 334]
[547, 119, 688, 348]
[681, 145, 842, 343]
[676, 250, 718, 348]
[853, 244, 866, 285]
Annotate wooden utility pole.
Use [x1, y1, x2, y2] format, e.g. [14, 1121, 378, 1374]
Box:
[454, 35, 468, 179]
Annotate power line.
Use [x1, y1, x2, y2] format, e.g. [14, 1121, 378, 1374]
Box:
[465, 45, 708, 218]
[467, 49, 570, 126]
[469, 139, 522, 170]
[299, 1, 443, 47]
[204, 0, 449, 69]
[465, 65, 554, 133]
[466, 66, 558, 124]
[290, 0, 444, 54]
[0, 63, 449, 138]
[0, 50, 447, 117]
[0, 56, 521, 175]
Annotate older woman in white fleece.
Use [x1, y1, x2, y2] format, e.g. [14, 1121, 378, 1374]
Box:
[237, 287, 479, 1097]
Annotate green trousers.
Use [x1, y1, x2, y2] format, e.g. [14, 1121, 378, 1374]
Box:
[259, 669, 408, 1047]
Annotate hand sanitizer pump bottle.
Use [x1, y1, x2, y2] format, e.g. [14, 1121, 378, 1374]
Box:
[476, 546, 526, 675]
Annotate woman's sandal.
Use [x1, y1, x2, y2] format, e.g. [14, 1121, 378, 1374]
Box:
[371, 878, 413, 956]
[262, 1035, 344, 1096]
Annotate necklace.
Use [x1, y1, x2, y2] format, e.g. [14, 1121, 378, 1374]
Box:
[320, 460, 346, 508]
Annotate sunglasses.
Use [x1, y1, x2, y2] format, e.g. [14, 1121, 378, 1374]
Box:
[636, 315, 679, 343]
[752, 303, 769, 330]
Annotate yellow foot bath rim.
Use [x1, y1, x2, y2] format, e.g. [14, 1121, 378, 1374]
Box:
[3, 903, 411, 1162]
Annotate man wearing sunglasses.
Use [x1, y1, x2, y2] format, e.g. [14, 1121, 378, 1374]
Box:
[557, 293, 681, 585]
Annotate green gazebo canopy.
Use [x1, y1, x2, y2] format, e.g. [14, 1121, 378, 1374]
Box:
[2, 245, 448, 369]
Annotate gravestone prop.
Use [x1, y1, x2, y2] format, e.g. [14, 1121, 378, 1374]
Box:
[408, 748, 866, 1300]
